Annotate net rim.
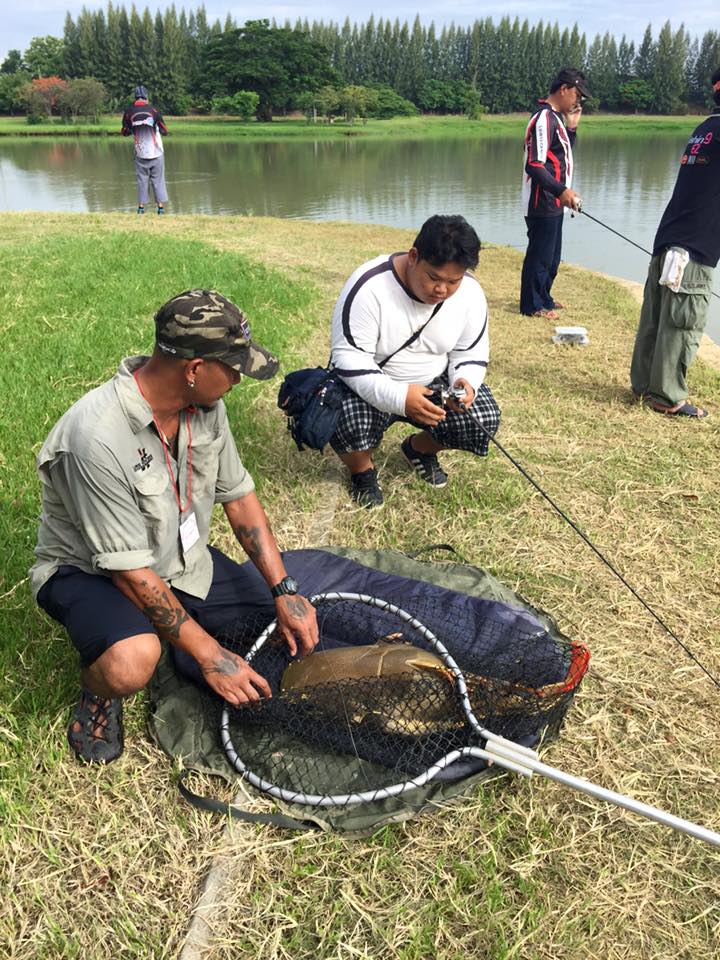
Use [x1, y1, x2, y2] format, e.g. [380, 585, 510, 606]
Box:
[219, 592, 508, 807]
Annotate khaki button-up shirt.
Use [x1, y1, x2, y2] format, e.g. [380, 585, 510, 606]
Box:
[30, 356, 255, 599]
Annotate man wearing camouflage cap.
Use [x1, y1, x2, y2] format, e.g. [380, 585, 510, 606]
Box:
[30, 290, 318, 764]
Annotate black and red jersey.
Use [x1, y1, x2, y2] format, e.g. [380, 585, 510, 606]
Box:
[522, 102, 576, 218]
[653, 110, 720, 267]
[121, 100, 168, 138]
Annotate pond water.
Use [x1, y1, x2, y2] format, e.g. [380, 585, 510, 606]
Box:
[1, 133, 718, 341]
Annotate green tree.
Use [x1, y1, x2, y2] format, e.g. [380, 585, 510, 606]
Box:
[368, 85, 417, 118]
[105, 3, 129, 102]
[126, 6, 146, 96]
[339, 84, 376, 122]
[0, 70, 29, 112]
[693, 31, 720, 107]
[210, 90, 259, 120]
[155, 5, 188, 111]
[652, 21, 687, 113]
[618, 78, 653, 112]
[634, 25, 655, 83]
[298, 85, 340, 122]
[57, 77, 107, 120]
[617, 36, 636, 81]
[586, 32, 619, 108]
[464, 84, 486, 120]
[1, 50, 24, 74]
[62, 14, 82, 78]
[24, 35, 65, 78]
[200, 20, 336, 121]
[76, 8, 98, 79]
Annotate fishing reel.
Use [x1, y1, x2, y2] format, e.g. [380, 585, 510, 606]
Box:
[427, 380, 467, 410]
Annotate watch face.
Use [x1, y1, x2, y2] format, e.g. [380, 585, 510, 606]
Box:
[284, 576, 299, 594]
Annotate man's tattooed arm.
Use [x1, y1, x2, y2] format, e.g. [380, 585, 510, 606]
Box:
[112, 566, 272, 702]
[223, 493, 283, 583]
[232, 522, 264, 564]
[114, 572, 190, 643]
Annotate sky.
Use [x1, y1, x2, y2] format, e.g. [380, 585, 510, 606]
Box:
[2, 1, 717, 63]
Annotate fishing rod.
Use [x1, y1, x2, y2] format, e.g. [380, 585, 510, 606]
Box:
[579, 208, 720, 301]
[477, 424, 720, 691]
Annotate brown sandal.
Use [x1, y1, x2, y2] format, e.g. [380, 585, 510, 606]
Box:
[67, 690, 124, 763]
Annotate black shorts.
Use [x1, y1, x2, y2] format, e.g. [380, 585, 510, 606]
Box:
[36, 547, 277, 670]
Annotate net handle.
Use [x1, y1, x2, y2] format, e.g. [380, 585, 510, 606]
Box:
[219, 594, 720, 847]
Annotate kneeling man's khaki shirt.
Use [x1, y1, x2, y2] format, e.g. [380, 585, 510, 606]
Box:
[30, 356, 255, 600]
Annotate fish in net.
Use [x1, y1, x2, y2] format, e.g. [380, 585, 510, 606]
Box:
[219, 592, 588, 807]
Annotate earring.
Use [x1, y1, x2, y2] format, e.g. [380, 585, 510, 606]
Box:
[188, 380, 196, 389]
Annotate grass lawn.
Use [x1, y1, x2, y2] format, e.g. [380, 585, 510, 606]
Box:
[1, 212, 719, 959]
[0, 112, 703, 142]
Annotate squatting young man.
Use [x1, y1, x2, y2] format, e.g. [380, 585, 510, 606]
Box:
[329, 214, 501, 508]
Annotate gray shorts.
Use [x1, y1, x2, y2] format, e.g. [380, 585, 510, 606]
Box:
[135, 154, 168, 205]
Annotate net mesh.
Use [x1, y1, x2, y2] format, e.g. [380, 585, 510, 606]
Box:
[220, 594, 588, 802]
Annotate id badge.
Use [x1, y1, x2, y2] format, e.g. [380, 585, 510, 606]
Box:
[179, 511, 200, 553]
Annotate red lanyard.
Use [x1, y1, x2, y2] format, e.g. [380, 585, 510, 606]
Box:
[133, 371, 193, 514]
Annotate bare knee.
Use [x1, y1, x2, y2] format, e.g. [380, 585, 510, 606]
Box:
[87, 633, 161, 697]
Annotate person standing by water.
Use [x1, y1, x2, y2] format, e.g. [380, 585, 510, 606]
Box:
[629, 67, 720, 420]
[519, 68, 590, 319]
[121, 85, 169, 216]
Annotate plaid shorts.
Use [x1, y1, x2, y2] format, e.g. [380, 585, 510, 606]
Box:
[330, 377, 501, 457]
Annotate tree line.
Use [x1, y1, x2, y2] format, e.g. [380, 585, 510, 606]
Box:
[1, 6, 719, 120]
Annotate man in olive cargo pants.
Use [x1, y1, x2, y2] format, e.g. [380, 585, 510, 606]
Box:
[630, 67, 720, 419]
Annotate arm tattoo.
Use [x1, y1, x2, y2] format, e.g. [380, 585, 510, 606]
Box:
[204, 649, 241, 676]
[233, 523, 264, 564]
[139, 582, 189, 643]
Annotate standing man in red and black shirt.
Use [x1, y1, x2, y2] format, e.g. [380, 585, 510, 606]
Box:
[520, 68, 591, 319]
[121, 85, 170, 216]
[629, 68, 720, 419]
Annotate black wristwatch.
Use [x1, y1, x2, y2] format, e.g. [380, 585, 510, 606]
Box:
[270, 575, 299, 599]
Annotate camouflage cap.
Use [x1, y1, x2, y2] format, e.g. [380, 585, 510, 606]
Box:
[154, 289, 279, 381]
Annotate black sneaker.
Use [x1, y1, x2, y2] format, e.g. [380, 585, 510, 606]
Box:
[401, 436, 448, 487]
[350, 467, 384, 508]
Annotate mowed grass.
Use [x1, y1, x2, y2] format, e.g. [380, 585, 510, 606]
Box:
[1, 212, 719, 959]
[0, 111, 701, 142]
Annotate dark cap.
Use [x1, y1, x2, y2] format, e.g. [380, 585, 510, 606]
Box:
[154, 289, 280, 380]
[135, 85, 148, 100]
[550, 68, 592, 99]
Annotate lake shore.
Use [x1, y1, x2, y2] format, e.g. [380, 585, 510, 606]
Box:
[2, 211, 718, 960]
[0, 111, 703, 141]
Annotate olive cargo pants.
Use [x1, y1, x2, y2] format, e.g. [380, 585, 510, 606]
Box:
[630, 251, 714, 406]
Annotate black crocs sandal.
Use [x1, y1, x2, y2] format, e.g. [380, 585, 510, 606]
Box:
[67, 690, 124, 764]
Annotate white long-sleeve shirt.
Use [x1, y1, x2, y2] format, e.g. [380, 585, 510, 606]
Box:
[330, 254, 490, 416]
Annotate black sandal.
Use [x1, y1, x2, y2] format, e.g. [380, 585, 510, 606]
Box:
[67, 690, 124, 764]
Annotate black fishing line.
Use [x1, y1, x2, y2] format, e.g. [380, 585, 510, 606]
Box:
[580, 209, 720, 301]
[479, 424, 720, 690]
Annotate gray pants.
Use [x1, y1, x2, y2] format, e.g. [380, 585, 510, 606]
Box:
[630, 252, 714, 406]
[135, 154, 168, 206]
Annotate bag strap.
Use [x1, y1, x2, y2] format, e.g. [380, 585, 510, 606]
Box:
[405, 543, 468, 564]
[378, 301, 444, 368]
[326, 301, 443, 376]
[178, 771, 320, 831]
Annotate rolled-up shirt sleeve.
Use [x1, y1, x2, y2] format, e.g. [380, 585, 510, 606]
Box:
[49, 452, 155, 572]
[213, 404, 255, 503]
